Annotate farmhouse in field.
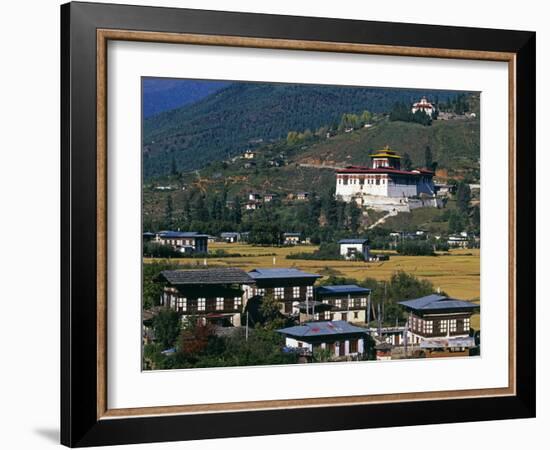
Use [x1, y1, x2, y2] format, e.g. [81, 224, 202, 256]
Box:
[283, 232, 302, 245]
[315, 285, 371, 323]
[155, 231, 208, 254]
[220, 232, 241, 243]
[243, 149, 256, 159]
[247, 268, 321, 315]
[335, 147, 437, 212]
[399, 294, 478, 350]
[411, 96, 435, 117]
[448, 234, 470, 248]
[338, 238, 369, 260]
[277, 321, 369, 358]
[155, 268, 255, 327]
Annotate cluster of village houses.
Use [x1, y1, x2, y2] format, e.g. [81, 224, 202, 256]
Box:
[144, 138, 479, 361]
[148, 265, 478, 361]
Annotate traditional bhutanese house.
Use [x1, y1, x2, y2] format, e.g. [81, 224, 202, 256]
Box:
[220, 232, 241, 243]
[335, 148, 435, 202]
[314, 285, 371, 323]
[245, 200, 261, 210]
[247, 268, 321, 315]
[295, 192, 310, 201]
[283, 232, 301, 245]
[398, 295, 478, 349]
[155, 231, 208, 254]
[155, 268, 255, 327]
[243, 149, 256, 159]
[295, 300, 332, 323]
[411, 96, 435, 117]
[277, 320, 369, 358]
[263, 193, 277, 202]
[338, 238, 369, 260]
[447, 234, 469, 248]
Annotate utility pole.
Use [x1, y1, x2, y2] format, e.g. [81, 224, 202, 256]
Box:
[245, 311, 249, 341]
[366, 293, 371, 326]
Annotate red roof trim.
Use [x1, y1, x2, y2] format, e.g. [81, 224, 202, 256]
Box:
[336, 167, 434, 176]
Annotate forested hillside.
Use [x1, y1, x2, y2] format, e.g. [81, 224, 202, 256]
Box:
[297, 118, 479, 173]
[143, 82, 471, 179]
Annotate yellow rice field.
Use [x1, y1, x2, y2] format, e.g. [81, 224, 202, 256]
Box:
[147, 243, 480, 300]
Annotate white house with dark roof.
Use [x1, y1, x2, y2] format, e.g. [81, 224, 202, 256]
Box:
[277, 320, 369, 358]
[315, 285, 371, 323]
[155, 231, 208, 254]
[338, 238, 369, 260]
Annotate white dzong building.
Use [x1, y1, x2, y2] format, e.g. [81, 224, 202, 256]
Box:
[335, 147, 437, 212]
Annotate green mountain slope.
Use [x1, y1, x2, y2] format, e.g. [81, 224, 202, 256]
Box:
[297, 118, 480, 170]
[143, 82, 471, 179]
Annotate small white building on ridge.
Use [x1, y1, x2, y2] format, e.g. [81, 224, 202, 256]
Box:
[411, 97, 435, 117]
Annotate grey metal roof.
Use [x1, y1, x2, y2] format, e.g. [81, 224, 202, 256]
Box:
[316, 284, 371, 296]
[398, 294, 478, 311]
[283, 232, 301, 237]
[338, 239, 368, 244]
[157, 231, 209, 238]
[277, 320, 367, 338]
[220, 232, 240, 237]
[248, 268, 321, 280]
[157, 268, 254, 285]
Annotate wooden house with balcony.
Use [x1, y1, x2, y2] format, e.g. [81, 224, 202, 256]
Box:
[398, 294, 479, 351]
[314, 285, 371, 323]
[155, 268, 255, 327]
[247, 268, 321, 315]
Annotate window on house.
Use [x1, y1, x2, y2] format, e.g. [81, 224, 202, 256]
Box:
[216, 297, 224, 310]
[274, 287, 284, 299]
[322, 299, 329, 304]
[176, 297, 187, 312]
[234, 297, 242, 309]
[306, 286, 313, 298]
[449, 319, 457, 332]
[293, 286, 300, 298]
[463, 318, 470, 331]
[197, 297, 206, 311]
[426, 320, 433, 333]
[256, 288, 266, 296]
[335, 299, 342, 309]
[353, 312, 359, 319]
[439, 320, 448, 333]
[360, 297, 367, 307]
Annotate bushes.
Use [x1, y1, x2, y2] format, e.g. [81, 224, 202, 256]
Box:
[143, 242, 181, 258]
[396, 240, 435, 256]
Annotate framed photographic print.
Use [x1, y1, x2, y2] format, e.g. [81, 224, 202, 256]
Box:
[61, 1, 536, 447]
